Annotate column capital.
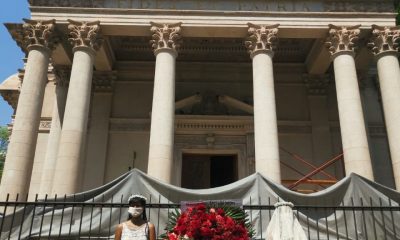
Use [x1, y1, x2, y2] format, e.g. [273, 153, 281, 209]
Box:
[53, 65, 71, 87]
[93, 71, 117, 93]
[325, 24, 361, 58]
[303, 74, 331, 96]
[67, 19, 103, 54]
[368, 25, 400, 57]
[0, 91, 20, 110]
[150, 22, 182, 56]
[16, 19, 59, 52]
[245, 23, 279, 59]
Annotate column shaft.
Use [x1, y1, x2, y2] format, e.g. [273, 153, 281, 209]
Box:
[376, 54, 400, 188]
[38, 79, 68, 196]
[82, 88, 113, 190]
[146, 22, 181, 184]
[52, 49, 95, 195]
[246, 23, 281, 183]
[252, 52, 281, 182]
[333, 53, 373, 179]
[147, 50, 176, 183]
[308, 97, 335, 165]
[0, 47, 50, 199]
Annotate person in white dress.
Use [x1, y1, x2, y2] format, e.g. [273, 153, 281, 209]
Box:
[115, 194, 156, 240]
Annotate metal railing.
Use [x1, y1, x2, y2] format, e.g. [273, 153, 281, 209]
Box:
[0, 195, 399, 239]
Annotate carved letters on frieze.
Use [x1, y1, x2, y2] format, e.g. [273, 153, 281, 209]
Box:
[150, 22, 182, 54]
[368, 25, 400, 56]
[28, 0, 394, 13]
[325, 24, 361, 56]
[67, 19, 103, 51]
[245, 23, 279, 57]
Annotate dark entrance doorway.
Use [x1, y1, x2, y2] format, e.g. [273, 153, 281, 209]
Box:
[181, 154, 238, 189]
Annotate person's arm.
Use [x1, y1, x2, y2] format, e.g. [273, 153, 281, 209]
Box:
[114, 223, 123, 240]
[148, 223, 156, 240]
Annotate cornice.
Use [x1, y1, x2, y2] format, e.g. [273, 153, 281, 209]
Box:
[28, 0, 394, 13]
[30, 6, 398, 17]
[28, 10, 396, 39]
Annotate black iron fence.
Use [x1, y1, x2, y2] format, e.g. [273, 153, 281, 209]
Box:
[0, 194, 399, 239]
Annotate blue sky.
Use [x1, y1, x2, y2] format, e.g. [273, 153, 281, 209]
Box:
[0, 1, 30, 126]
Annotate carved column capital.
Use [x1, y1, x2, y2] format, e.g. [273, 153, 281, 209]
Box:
[15, 19, 59, 52]
[325, 24, 361, 57]
[53, 66, 71, 87]
[368, 25, 400, 57]
[303, 74, 330, 96]
[1, 91, 20, 110]
[150, 22, 182, 56]
[93, 71, 117, 92]
[245, 23, 279, 58]
[67, 19, 103, 53]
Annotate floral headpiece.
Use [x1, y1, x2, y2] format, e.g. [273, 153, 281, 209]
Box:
[128, 194, 148, 203]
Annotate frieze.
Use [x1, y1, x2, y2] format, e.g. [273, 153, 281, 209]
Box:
[28, 0, 393, 13]
[109, 117, 314, 134]
[39, 119, 52, 131]
[8, 118, 52, 132]
[175, 135, 247, 146]
[176, 121, 251, 132]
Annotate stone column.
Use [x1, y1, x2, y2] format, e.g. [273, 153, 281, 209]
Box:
[51, 20, 102, 195]
[0, 19, 57, 200]
[82, 72, 115, 190]
[325, 25, 373, 180]
[368, 25, 400, 188]
[245, 23, 281, 183]
[304, 75, 335, 171]
[147, 22, 181, 183]
[38, 68, 69, 196]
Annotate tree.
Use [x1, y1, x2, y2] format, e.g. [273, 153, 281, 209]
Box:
[0, 126, 9, 180]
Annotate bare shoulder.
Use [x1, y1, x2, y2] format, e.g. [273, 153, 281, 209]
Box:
[148, 222, 155, 229]
[116, 222, 125, 230]
[114, 223, 125, 240]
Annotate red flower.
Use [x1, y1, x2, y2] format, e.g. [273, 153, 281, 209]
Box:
[165, 203, 250, 240]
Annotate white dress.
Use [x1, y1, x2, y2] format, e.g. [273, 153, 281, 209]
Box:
[121, 222, 148, 240]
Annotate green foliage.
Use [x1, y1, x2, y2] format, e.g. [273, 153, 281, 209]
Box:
[222, 205, 255, 238]
[0, 126, 9, 180]
[161, 208, 181, 239]
[0, 126, 9, 149]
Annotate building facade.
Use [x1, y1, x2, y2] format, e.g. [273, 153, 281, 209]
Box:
[0, 0, 399, 199]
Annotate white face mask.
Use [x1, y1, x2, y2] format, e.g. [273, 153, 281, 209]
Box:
[128, 207, 143, 217]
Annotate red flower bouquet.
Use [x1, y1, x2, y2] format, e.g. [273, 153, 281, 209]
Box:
[162, 203, 253, 240]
